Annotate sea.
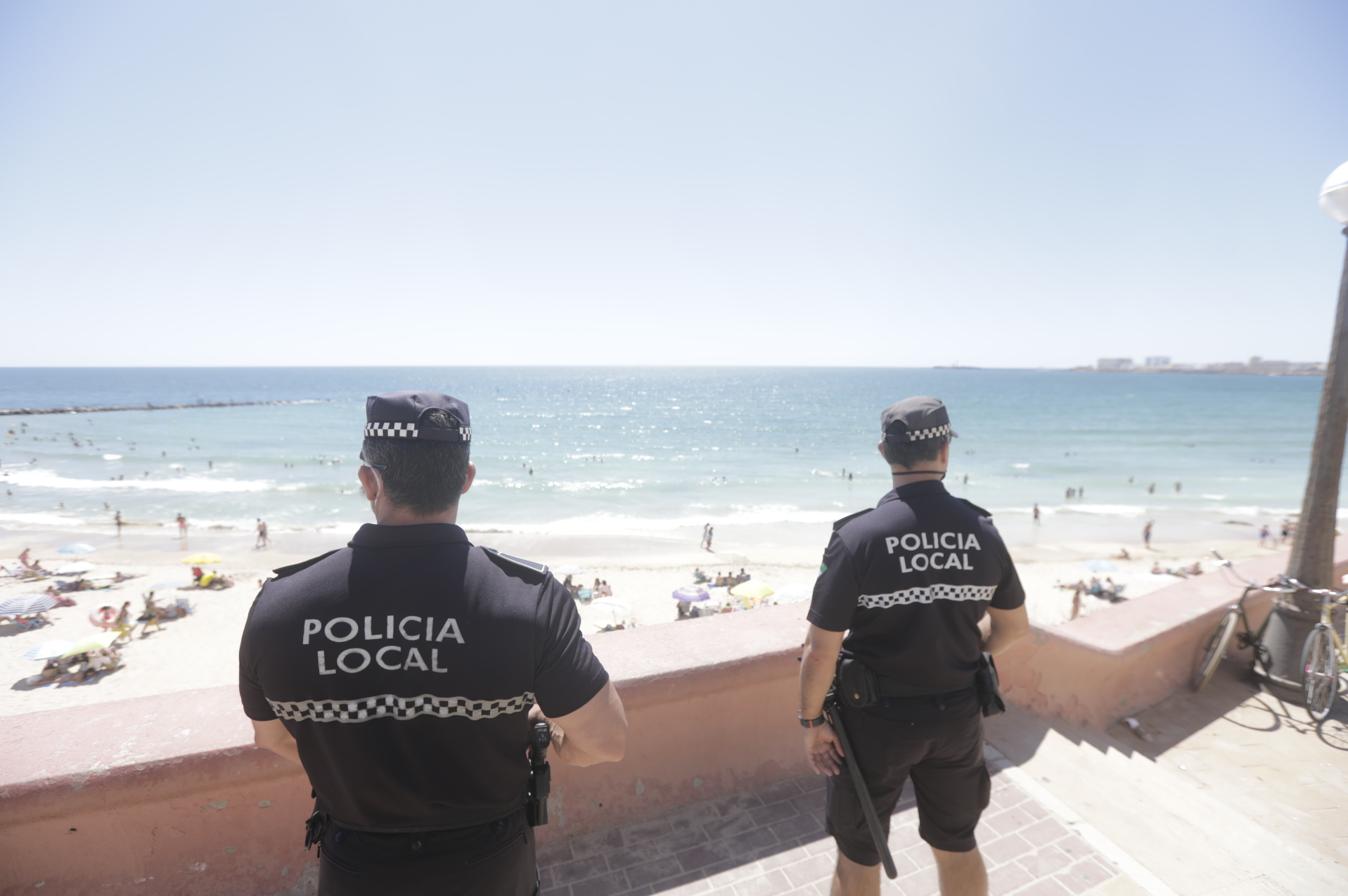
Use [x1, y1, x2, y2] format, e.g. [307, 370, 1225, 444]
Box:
[0, 367, 1330, 542]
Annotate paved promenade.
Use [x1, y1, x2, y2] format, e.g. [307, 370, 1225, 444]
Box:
[537, 759, 1139, 896]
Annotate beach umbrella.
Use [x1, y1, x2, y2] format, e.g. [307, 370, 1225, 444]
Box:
[587, 597, 631, 626]
[51, 561, 95, 576]
[181, 553, 222, 565]
[22, 640, 73, 662]
[60, 632, 120, 658]
[729, 581, 775, 601]
[57, 543, 97, 556]
[0, 594, 59, 616]
[1085, 560, 1118, 573]
[672, 585, 711, 603]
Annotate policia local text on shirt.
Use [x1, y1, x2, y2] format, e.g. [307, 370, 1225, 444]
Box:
[798, 397, 1030, 896]
[238, 392, 628, 896]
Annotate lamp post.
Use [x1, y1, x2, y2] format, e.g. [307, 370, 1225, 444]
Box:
[1261, 161, 1348, 687]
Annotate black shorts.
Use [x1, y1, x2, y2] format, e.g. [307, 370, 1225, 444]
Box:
[317, 811, 538, 896]
[825, 702, 990, 862]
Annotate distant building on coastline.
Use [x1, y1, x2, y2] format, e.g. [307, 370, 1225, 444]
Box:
[1089, 355, 1324, 376]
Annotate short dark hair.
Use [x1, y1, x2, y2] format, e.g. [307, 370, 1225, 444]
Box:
[361, 409, 470, 515]
[880, 435, 948, 469]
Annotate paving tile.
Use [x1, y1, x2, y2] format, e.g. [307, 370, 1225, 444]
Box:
[539, 885, 571, 896]
[552, 855, 611, 886]
[759, 844, 815, 870]
[1054, 857, 1115, 894]
[983, 803, 1040, 834]
[652, 876, 713, 895]
[666, 803, 722, 834]
[989, 860, 1034, 893]
[893, 862, 940, 896]
[982, 832, 1034, 866]
[570, 827, 625, 860]
[566, 869, 628, 896]
[701, 811, 759, 840]
[769, 812, 825, 843]
[1017, 845, 1073, 878]
[1020, 816, 1071, 845]
[676, 827, 777, 873]
[1051, 833, 1095, 862]
[625, 856, 689, 890]
[1012, 878, 1074, 896]
[780, 851, 835, 887]
[731, 869, 792, 896]
[747, 799, 799, 828]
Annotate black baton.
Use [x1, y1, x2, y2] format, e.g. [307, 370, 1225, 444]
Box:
[825, 697, 898, 879]
[526, 720, 552, 827]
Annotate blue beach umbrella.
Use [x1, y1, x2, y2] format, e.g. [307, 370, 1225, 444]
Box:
[672, 585, 710, 603]
[58, 543, 97, 556]
[0, 594, 59, 617]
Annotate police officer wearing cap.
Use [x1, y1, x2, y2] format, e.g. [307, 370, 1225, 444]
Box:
[797, 397, 1029, 896]
[239, 392, 628, 895]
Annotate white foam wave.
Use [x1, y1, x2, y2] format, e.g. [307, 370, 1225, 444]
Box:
[1011, 463, 1031, 470]
[102, 454, 123, 461]
[1052, 504, 1147, 518]
[5, 468, 276, 494]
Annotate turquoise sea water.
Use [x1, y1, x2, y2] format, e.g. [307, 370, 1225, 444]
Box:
[0, 367, 1329, 537]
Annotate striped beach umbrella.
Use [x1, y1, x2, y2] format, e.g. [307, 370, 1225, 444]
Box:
[0, 594, 59, 617]
[672, 585, 710, 603]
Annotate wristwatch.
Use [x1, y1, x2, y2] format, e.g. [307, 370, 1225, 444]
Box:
[798, 713, 827, 729]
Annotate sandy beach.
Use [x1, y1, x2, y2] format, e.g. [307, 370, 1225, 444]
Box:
[0, 515, 1287, 720]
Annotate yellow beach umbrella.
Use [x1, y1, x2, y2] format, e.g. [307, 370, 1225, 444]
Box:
[729, 581, 774, 602]
[60, 631, 120, 658]
[181, 553, 222, 565]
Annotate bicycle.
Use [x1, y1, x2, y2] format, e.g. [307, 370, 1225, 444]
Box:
[1301, 584, 1348, 722]
[1191, 552, 1306, 692]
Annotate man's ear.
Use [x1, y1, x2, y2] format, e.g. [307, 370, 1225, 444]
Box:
[357, 464, 379, 502]
[940, 441, 951, 466]
[461, 462, 476, 496]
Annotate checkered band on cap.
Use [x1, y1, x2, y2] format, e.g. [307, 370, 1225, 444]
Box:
[268, 691, 534, 724]
[905, 423, 952, 442]
[364, 422, 471, 441]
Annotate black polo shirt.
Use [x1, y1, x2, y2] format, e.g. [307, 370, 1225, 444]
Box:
[238, 523, 609, 833]
[808, 481, 1024, 694]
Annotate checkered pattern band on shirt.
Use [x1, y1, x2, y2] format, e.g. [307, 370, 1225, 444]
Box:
[364, 422, 471, 441]
[857, 583, 995, 609]
[906, 423, 952, 442]
[267, 691, 535, 724]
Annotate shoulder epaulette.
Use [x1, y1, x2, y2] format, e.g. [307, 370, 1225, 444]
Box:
[271, 549, 341, 580]
[481, 546, 550, 579]
[833, 508, 873, 531]
[957, 498, 993, 518]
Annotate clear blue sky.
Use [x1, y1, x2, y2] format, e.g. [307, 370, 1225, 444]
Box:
[1, 1, 1345, 367]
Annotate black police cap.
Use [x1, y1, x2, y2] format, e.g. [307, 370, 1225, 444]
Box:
[881, 396, 956, 444]
[365, 392, 471, 443]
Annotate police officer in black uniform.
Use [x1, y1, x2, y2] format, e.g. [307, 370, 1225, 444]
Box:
[239, 392, 628, 895]
[797, 397, 1029, 896]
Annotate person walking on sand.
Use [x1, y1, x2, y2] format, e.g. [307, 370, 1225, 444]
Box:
[176, 513, 188, 539]
[114, 510, 123, 537]
[1032, 503, 1041, 524]
[1143, 520, 1154, 550]
[701, 522, 710, 550]
[255, 518, 269, 549]
[705, 525, 714, 552]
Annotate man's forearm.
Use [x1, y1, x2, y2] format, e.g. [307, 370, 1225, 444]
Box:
[799, 641, 838, 717]
[983, 625, 1028, 657]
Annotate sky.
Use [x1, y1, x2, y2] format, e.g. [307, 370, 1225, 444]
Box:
[1, 1, 1346, 368]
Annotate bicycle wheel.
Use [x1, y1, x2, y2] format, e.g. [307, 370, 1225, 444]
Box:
[1301, 625, 1339, 723]
[1193, 609, 1239, 692]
